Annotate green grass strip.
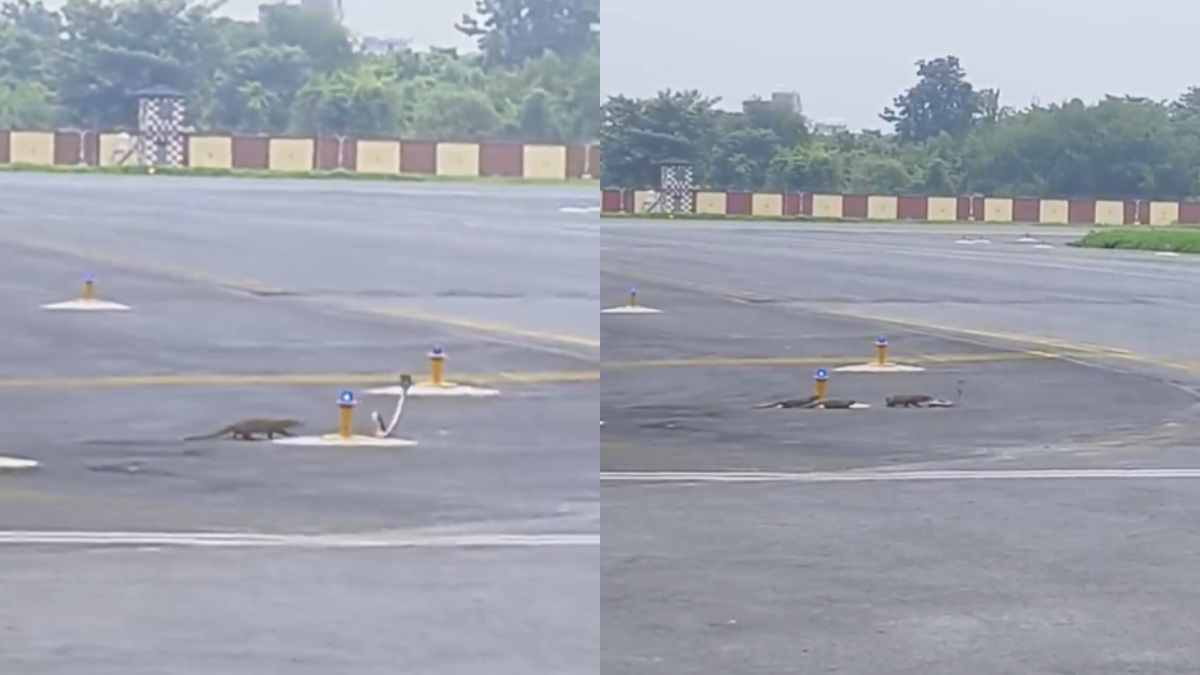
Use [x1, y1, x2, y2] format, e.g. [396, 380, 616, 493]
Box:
[1073, 228, 1200, 253]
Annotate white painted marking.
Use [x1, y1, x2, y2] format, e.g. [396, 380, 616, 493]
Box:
[560, 206, 601, 214]
[0, 530, 597, 549]
[602, 306, 663, 314]
[834, 363, 926, 373]
[1017, 236, 1041, 244]
[1155, 251, 1182, 257]
[0, 456, 38, 471]
[366, 384, 499, 398]
[273, 434, 418, 448]
[602, 468, 1200, 484]
[41, 299, 131, 312]
[1033, 244, 1055, 249]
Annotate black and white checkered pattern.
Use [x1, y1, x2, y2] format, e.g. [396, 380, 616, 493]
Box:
[137, 96, 186, 167]
[659, 163, 694, 214]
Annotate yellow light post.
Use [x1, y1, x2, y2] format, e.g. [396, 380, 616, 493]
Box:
[814, 368, 829, 400]
[337, 390, 356, 439]
[429, 346, 447, 387]
[875, 336, 889, 366]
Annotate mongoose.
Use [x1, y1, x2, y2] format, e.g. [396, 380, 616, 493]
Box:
[184, 419, 302, 441]
[887, 382, 964, 409]
[754, 395, 820, 409]
[886, 394, 936, 408]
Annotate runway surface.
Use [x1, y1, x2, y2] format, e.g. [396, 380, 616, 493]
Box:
[602, 219, 1200, 675]
[0, 173, 598, 674]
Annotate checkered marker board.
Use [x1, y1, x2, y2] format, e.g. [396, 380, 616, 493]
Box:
[659, 164, 694, 214]
[137, 96, 186, 167]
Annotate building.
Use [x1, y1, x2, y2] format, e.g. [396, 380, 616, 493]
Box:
[360, 36, 409, 55]
[811, 119, 848, 136]
[742, 91, 803, 116]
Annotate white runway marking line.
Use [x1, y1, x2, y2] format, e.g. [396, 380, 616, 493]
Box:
[601, 468, 1200, 484]
[0, 531, 598, 549]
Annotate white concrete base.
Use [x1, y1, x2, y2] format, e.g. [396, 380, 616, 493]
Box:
[956, 238, 992, 246]
[1017, 236, 1041, 244]
[0, 456, 39, 471]
[602, 306, 662, 314]
[1155, 251, 1182, 257]
[41, 299, 131, 312]
[366, 383, 500, 398]
[835, 363, 926, 373]
[1033, 244, 1055, 249]
[274, 434, 417, 448]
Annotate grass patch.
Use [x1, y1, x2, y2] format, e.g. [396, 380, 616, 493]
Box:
[1073, 228, 1200, 253]
[0, 162, 597, 187]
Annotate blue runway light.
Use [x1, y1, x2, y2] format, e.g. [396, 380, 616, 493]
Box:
[339, 390, 356, 405]
[815, 368, 829, 380]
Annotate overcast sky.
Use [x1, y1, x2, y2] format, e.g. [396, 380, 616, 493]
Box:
[43, 1, 477, 50]
[602, 0, 1200, 130]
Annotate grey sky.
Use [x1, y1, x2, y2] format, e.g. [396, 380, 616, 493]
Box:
[602, 0, 1199, 130]
[43, 1, 477, 50]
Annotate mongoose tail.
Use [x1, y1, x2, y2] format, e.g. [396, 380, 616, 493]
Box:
[183, 425, 236, 441]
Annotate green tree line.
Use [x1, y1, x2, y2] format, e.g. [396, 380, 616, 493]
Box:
[0, 0, 599, 142]
[602, 56, 1200, 199]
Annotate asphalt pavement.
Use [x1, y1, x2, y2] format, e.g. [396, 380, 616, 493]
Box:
[0, 173, 599, 674]
[602, 218, 1200, 675]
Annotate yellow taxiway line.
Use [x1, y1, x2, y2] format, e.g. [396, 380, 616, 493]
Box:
[0, 369, 598, 391]
[604, 351, 1055, 371]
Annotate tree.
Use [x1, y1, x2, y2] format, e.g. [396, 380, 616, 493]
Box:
[600, 90, 719, 187]
[767, 144, 842, 192]
[517, 88, 562, 141]
[0, 80, 56, 128]
[291, 67, 402, 136]
[709, 124, 779, 190]
[456, 0, 599, 67]
[742, 97, 808, 147]
[882, 56, 982, 142]
[0, 1, 61, 84]
[409, 86, 502, 140]
[1171, 86, 1200, 120]
[212, 45, 311, 133]
[258, 2, 353, 72]
[845, 155, 911, 194]
[54, 0, 227, 128]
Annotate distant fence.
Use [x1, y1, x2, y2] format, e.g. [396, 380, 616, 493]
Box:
[0, 129, 600, 180]
[600, 189, 1200, 226]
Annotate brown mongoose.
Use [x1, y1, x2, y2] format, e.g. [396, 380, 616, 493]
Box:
[184, 419, 302, 441]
